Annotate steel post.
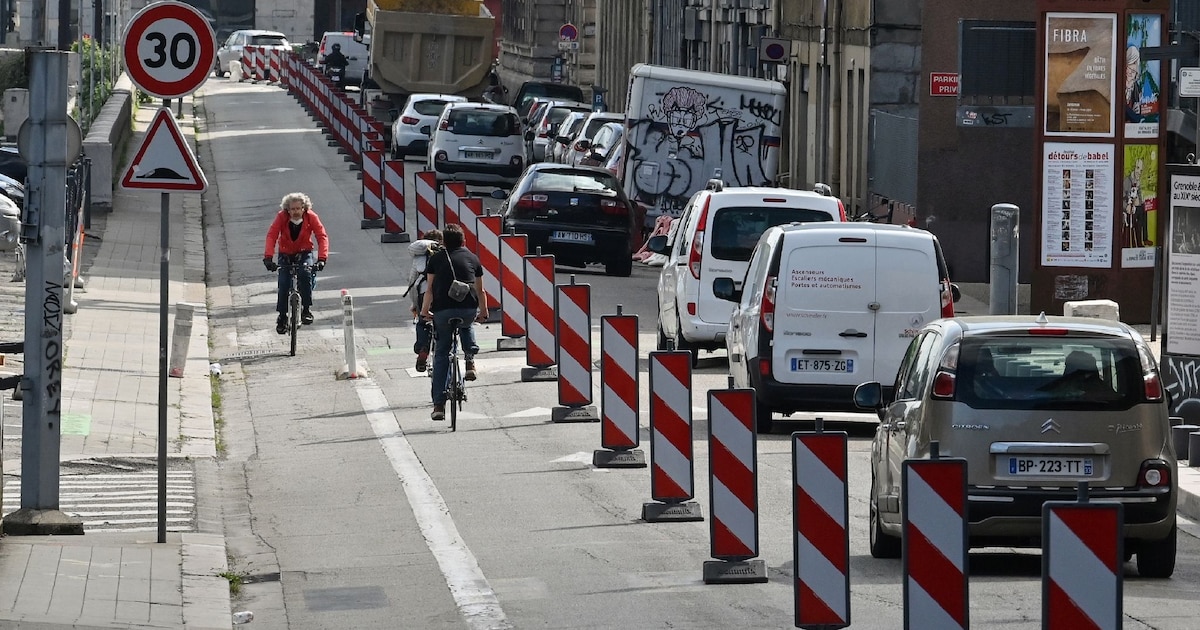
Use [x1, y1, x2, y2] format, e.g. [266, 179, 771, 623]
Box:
[989, 203, 1020, 315]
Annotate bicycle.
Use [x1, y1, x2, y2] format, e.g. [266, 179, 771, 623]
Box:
[441, 316, 468, 431]
[279, 254, 316, 356]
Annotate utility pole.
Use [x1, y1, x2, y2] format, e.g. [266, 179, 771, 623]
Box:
[58, 0, 71, 49]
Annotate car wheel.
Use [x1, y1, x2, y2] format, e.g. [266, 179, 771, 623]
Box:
[605, 254, 632, 277]
[755, 395, 774, 434]
[869, 472, 902, 559]
[1135, 524, 1176, 578]
[657, 323, 670, 351]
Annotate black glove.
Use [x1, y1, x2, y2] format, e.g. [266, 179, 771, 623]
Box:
[314, 259, 326, 272]
[264, 257, 278, 272]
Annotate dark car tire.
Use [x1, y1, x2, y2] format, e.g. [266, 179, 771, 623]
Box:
[755, 395, 774, 434]
[673, 318, 700, 368]
[657, 323, 670, 351]
[1135, 524, 1176, 578]
[869, 473, 902, 559]
[605, 254, 632, 277]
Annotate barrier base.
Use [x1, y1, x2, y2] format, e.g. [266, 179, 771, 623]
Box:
[552, 405, 598, 423]
[381, 232, 412, 244]
[337, 361, 366, 380]
[1, 508, 85, 536]
[702, 559, 767, 584]
[521, 366, 558, 382]
[642, 501, 703, 522]
[593, 448, 646, 468]
[360, 219, 385, 229]
[497, 336, 526, 351]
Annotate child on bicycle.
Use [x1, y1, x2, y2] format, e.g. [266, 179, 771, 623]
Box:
[420, 224, 488, 420]
[403, 229, 442, 371]
[263, 192, 330, 334]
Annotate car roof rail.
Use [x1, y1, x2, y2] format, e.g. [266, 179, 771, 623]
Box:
[705, 178, 725, 192]
[813, 182, 833, 197]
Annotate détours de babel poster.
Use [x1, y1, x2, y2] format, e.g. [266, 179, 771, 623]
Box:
[1042, 142, 1114, 268]
[1045, 13, 1117, 137]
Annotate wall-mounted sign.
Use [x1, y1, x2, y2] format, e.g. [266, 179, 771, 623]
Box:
[1124, 14, 1162, 139]
[930, 72, 959, 96]
[1180, 68, 1200, 98]
[1041, 142, 1115, 268]
[1044, 12, 1117, 138]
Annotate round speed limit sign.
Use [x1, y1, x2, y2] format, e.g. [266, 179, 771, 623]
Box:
[123, 1, 217, 100]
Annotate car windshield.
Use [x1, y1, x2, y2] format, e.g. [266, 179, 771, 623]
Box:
[955, 337, 1143, 410]
[414, 100, 454, 116]
[528, 170, 620, 193]
[548, 107, 585, 126]
[710, 206, 837, 261]
[251, 35, 287, 46]
[446, 110, 519, 136]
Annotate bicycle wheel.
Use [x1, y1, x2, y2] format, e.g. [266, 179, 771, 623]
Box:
[449, 357, 460, 432]
[288, 290, 300, 356]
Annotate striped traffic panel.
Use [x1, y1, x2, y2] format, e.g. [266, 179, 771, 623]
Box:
[551, 280, 598, 422]
[902, 458, 968, 630]
[642, 351, 702, 522]
[414, 170, 440, 237]
[380, 159, 409, 243]
[475, 214, 503, 311]
[1042, 501, 1122, 630]
[255, 46, 267, 81]
[268, 48, 281, 82]
[497, 232, 528, 349]
[520, 253, 558, 381]
[240, 46, 253, 81]
[703, 387, 767, 584]
[443, 181, 468, 231]
[361, 147, 384, 228]
[459, 196, 483, 254]
[595, 312, 645, 467]
[793, 431, 850, 629]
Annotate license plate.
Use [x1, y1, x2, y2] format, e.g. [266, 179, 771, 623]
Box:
[790, 358, 853, 372]
[464, 150, 492, 159]
[1005, 456, 1094, 476]
[551, 230, 594, 243]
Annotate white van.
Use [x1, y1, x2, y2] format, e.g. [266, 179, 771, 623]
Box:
[716, 222, 958, 432]
[428, 102, 526, 186]
[318, 31, 369, 85]
[648, 180, 846, 365]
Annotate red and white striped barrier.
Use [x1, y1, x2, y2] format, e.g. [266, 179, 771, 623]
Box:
[360, 145, 385, 229]
[268, 48, 281, 82]
[642, 351, 702, 522]
[793, 429, 850, 628]
[1043, 499, 1122, 629]
[459, 196, 483, 254]
[703, 386, 766, 583]
[443, 181, 468, 231]
[255, 46, 268, 82]
[381, 159, 409, 243]
[594, 309, 644, 467]
[521, 252, 557, 381]
[415, 170, 440, 237]
[475, 213, 502, 311]
[497, 232, 528, 351]
[240, 46, 253, 81]
[551, 277, 597, 422]
[903, 455, 968, 630]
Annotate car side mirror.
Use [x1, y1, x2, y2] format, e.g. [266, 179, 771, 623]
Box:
[524, 131, 534, 141]
[712, 277, 742, 302]
[587, 151, 604, 162]
[853, 382, 883, 410]
[646, 234, 668, 254]
[951, 282, 961, 303]
[490, 188, 507, 199]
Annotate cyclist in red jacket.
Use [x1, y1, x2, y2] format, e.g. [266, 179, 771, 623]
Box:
[263, 192, 330, 334]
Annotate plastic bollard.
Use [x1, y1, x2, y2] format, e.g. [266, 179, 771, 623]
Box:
[1191, 432, 1200, 468]
[1172, 424, 1199, 461]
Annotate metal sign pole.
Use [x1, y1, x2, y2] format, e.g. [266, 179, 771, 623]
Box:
[158, 188, 169, 543]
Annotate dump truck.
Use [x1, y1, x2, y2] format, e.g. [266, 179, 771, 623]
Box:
[354, 0, 498, 127]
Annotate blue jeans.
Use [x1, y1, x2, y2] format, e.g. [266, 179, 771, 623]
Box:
[276, 252, 316, 314]
[431, 307, 479, 406]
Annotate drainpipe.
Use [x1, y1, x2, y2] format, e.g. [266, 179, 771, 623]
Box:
[830, 0, 843, 196]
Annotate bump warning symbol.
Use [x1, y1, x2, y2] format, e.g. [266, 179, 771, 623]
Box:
[120, 107, 207, 192]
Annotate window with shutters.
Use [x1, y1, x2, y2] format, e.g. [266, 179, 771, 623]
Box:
[959, 20, 1036, 103]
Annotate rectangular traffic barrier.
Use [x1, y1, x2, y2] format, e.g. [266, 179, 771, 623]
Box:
[793, 424, 850, 629]
[443, 181, 467, 232]
[497, 231, 528, 351]
[1043, 488, 1122, 630]
[475, 213, 502, 312]
[704, 385, 766, 583]
[552, 277, 597, 422]
[381, 159, 410, 243]
[902, 445, 968, 630]
[594, 308, 645, 468]
[415, 170, 440, 237]
[360, 145, 384, 229]
[642, 351, 702, 522]
[520, 251, 557, 381]
[459, 196, 482, 255]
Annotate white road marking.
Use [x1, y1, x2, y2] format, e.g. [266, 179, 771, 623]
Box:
[504, 407, 553, 418]
[355, 379, 511, 630]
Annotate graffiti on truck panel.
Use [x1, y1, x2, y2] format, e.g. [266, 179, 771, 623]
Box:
[628, 85, 781, 220]
[1164, 355, 1200, 424]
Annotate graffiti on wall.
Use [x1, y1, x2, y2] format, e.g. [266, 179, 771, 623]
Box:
[627, 85, 782, 221]
[1164, 354, 1200, 423]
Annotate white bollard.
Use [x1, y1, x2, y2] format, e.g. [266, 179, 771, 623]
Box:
[231, 60, 244, 82]
[168, 302, 199, 378]
[338, 289, 360, 379]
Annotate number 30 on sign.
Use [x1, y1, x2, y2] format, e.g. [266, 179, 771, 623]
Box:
[122, 1, 217, 100]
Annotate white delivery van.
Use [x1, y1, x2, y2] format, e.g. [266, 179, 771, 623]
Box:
[716, 222, 958, 432]
[622, 64, 786, 228]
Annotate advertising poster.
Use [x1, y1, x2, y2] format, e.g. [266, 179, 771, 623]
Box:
[1044, 13, 1117, 137]
[1041, 142, 1114, 268]
[1166, 174, 1200, 355]
[1120, 144, 1159, 267]
[1124, 14, 1161, 139]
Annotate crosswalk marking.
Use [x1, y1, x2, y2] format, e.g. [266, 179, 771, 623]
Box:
[2, 470, 196, 533]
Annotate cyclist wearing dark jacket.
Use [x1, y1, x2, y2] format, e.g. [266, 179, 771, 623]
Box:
[263, 192, 330, 334]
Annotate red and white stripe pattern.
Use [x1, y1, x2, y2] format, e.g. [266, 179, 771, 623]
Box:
[600, 314, 639, 449]
[256, 46, 268, 81]
[1043, 503, 1121, 630]
[902, 459, 968, 630]
[268, 48, 281, 82]
[523, 253, 556, 368]
[793, 433, 850, 628]
[555, 282, 592, 406]
[498, 233, 528, 338]
[381, 159, 406, 236]
[443, 181, 468, 230]
[459, 196, 483, 254]
[648, 352, 694, 502]
[415, 170, 440, 237]
[474, 214, 502, 310]
[708, 388, 759, 560]
[240, 46, 253, 81]
[361, 147, 384, 223]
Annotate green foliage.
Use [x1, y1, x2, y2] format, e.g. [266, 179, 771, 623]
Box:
[71, 37, 119, 130]
[0, 53, 28, 94]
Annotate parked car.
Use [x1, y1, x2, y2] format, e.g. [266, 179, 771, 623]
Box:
[528, 101, 591, 163]
[0, 145, 27, 184]
[648, 181, 846, 365]
[391, 94, 468, 159]
[215, 30, 290, 78]
[714, 222, 958, 432]
[548, 112, 588, 164]
[0, 192, 18, 253]
[602, 137, 625, 180]
[853, 314, 1177, 577]
[511, 81, 586, 118]
[427, 102, 526, 187]
[578, 121, 624, 167]
[563, 112, 623, 166]
[317, 31, 369, 85]
[495, 163, 639, 276]
[0, 172, 24, 208]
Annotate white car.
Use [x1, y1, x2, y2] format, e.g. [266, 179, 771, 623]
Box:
[548, 112, 588, 164]
[647, 181, 846, 367]
[215, 30, 290, 78]
[528, 101, 590, 162]
[428, 102, 526, 186]
[316, 31, 370, 85]
[563, 112, 623, 166]
[391, 94, 468, 159]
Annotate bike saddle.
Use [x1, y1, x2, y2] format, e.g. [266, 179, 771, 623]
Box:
[447, 317, 465, 327]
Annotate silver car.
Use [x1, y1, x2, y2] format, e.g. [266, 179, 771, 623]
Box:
[215, 30, 290, 78]
[390, 94, 467, 159]
[854, 314, 1177, 577]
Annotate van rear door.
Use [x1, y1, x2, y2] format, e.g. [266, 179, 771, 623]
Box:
[870, 231, 942, 385]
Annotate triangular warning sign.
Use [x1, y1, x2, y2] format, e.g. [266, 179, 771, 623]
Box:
[120, 107, 208, 192]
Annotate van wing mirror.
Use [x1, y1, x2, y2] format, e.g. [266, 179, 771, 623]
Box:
[712, 277, 742, 302]
[646, 234, 668, 254]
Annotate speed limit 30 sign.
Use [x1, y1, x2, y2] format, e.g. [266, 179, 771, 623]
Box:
[123, 1, 217, 99]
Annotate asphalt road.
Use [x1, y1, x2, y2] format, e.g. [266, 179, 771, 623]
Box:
[197, 78, 1200, 629]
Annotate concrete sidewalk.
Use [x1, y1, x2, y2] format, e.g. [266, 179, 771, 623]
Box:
[0, 97, 232, 629]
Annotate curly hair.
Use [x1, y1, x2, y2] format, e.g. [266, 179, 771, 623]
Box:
[280, 192, 312, 210]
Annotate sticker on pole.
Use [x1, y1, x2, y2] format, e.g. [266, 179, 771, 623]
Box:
[122, 1, 217, 99]
[121, 107, 208, 192]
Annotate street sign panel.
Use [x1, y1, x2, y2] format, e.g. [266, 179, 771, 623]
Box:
[122, 1, 217, 99]
[759, 37, 791, 63]
[121, 107, 208, 192]
[559, 23, 578, 42]
[1181, 68, 1200, 98]
[930, 72, 959, 96]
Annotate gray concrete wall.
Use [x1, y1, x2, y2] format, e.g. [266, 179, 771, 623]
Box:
[82, 74, 135, 211]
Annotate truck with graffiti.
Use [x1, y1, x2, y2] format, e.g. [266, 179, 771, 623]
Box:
[621, 64, 786, 227]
